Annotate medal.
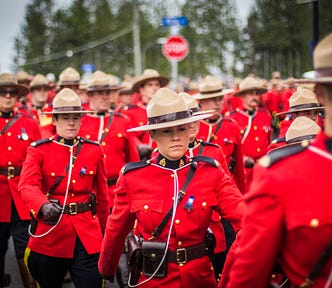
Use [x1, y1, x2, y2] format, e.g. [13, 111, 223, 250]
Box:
[80, 166, 86, 176]
[21, 128, 29, 141]
[184, 196, 194, 212]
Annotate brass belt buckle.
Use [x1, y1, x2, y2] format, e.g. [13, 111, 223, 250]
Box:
[7, 166, 15, 179]
[68, 203, 77, 215]
[176, 248, 187, 264]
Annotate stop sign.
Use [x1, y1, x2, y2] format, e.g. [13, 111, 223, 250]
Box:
[162, 35, 189, 61]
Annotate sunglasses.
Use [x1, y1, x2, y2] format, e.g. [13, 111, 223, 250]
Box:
[0, 90, 18, 97]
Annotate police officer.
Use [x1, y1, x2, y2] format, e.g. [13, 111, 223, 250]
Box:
[220, 33, 332, 288]
[194, 76, 246, 194]
[18, 88, 109, 288]
[79, 71, 139, 211]
[0, 73, 40, 288]
[228, 76, 272, 191]
[98, 87, 245, 287]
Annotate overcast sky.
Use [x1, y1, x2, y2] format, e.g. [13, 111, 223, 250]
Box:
[0, 0, 254, 73]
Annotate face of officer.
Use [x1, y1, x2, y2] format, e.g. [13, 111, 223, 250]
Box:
[294, 110, 319, 123]
[315, 84, 332, 136]
[88, 90, 114, 112]
[31, 86, 48, 107]
[54, 113, 81, 140]
[0, 88, 18, 112]
[119, 93, 133, 106]
[139, 80, 160, 105]
[199, 96, 223, 119]
[150, 124, 190, 161]
[242, 90, 260, 111]
[188, 121, 200, 143]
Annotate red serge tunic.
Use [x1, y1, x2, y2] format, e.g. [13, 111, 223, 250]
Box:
[0, 111, 41, 222]
[18, 136, 109, 258]
[99, 155, 245, 288]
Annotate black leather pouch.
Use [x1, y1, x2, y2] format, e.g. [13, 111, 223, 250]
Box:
[142, 241, 167, 278]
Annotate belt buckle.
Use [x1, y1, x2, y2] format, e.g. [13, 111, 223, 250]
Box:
[7, 166, 15, 179]
[68, 203, 77, 215]
[176, 248, 187, 264]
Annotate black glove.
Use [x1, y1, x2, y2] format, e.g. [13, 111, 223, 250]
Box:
[99, 274, 114, 283]
[244, 156, 255, 168]
[41, 202, 62, 225]
[137, 144, 153, 161]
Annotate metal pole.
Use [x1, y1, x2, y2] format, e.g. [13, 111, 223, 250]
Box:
[133, 0, 142, 76]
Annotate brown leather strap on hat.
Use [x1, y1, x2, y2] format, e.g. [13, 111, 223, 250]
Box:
[63, 201, 92, 215]
[0, 166, 22, 178]
[167, 242, 208, 264]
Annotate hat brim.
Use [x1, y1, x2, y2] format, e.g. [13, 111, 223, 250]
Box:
[295, 77, 332, 84]
[127, 114, 213, 132]
[233, 87, 267, 97]
[193, 89, 234, 100]
[0, 83, 29, 98]
[276, 106, 324, 116]
[192, 110, 215, 116]
[41, 110, 94, 115]
[132, 77, 169, 93]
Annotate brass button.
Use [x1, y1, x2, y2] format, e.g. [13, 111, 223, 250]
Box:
[5, 119, 8, 123]
[7, 132, 11, 136]
[86, 134, 90, 139]
[71, 193, 75, 197]
[89, 170, 94, 175]
[30, 209, 35, 215]
[253, 125, 258, 130]
[117, 133, 123, 137]
[178, 241, 182, 246]
[51, 172, 55, 176]
[310, 218, 319, 228]
[175, 219, 180, 224]
[240, 129, 244, 134]
[202, 202, 207, 208]
[8, 161, 12, 165]
[72, 179, 76, 184]
[143, 204, 149, 210]
[171, 174, 174, 178]
[101, 141, 106, 146]
[179, 263, 184, 267]
[257, 147, 261, 152]
[93, 215, 96, 219]
[255, 136, 259, 141]
[8, 146, 12, 151]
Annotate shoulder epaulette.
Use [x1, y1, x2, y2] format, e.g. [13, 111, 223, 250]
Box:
[259, 141, 309, 168]
[122, 160, 151, 174]
[113, 111, 126, 118]
[30, 138, 52, 147]
[200, 141, 219, 148]
[190, 155, 219, 168]
[79, 137, 99, 145]
[271, 137, 286, 144]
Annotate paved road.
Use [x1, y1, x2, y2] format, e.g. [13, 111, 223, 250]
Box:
[5, 237, 120, 288]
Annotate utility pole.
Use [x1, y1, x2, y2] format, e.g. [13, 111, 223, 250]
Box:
[133, 0, 142, 76]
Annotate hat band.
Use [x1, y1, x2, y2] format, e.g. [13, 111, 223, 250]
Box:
[148, 110, 192, 125]
[199, 89, 223, 95]
[290, 103, 319, 111]
[53, 106, 82, 112]
[315, 67, 332, 78]
[287, 134, 316, 144]
[88, 84, 118, 91]
[0, 81, 18, 86]
[60, 81, 80, 85]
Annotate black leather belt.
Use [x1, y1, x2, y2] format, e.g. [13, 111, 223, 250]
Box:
[63, 202, 92, 215]
[0, 166, 21, 178]
[107, 177, 118, 186]
[167, 242, 208, 264]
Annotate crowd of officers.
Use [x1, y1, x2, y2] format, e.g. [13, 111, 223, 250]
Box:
[0, 32, 331, 288]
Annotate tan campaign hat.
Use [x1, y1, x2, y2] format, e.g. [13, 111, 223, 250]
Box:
[119, 81, 133, 95]
[285, 116, 320, 144]
[277, 88, 324, 116]
[30, 74, 49, 89]
[233, 76, 267, 96]
[59, 67, 80, 86]
[87, 71, 122, 92]
[128, 88, 212, 132]
[16, 70, 31, 82]
[42, 88, 93, 114]
[0, 73, 29, 97]
[179, 92, 214, 116]
[193, 75, 234, 100]
[132, 69, 169, 93]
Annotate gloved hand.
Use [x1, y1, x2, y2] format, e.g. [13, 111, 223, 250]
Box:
[244, 156, 255, 168]
[137, 144, 153, 161]
[41, 202, 62, 225]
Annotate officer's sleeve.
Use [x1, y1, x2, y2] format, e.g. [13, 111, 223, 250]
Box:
[94, 147, 110, 232]
[214, 166, 246, 230]
[18, 146, 48, 217]
[221, 165, 284, 288]
[98, 171, 136, 277]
